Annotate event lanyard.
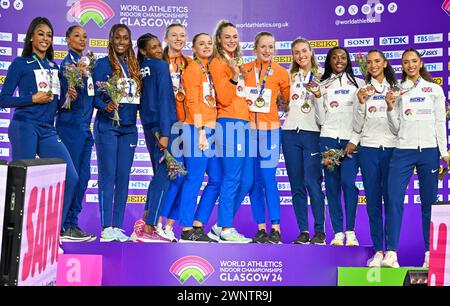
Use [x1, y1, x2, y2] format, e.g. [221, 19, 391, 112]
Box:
[254, 62, 272, 98]
[195, 58, 214, 97]
[33, 54, 53, 93]
[324, 71, 344, 88]
[296, 70, 314, 97]
[170, 57, 184, 89]
[368, 79, 385, 93]
[393, 76, 422, 96]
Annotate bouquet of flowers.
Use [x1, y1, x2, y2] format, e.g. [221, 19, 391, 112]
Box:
[96, 76, 127, 126]
[355, 52, 368, 79]
[62, 64, 84, 109]
[85, 50, 97, 72]
[321, 148, 344, 172]
[155, 132, 187, 180]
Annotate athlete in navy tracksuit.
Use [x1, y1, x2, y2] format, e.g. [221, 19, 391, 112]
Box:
[352, 50, 398, 267]
[0, 17, 78, 235]
[382, 49, 449, 268]
[93, 24, 141, 242]
[57, 26, 96, 242]
[129, 34, 181, 243]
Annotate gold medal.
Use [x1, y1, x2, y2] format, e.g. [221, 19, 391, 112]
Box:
[207, 95, 216, 106]
[255, 97, 265, 108]
[176, 88, 185, 101]
[235, 57, 244, 66]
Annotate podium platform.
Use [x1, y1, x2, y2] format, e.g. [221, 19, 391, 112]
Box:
[338, 267, 428, 286]
[60, 242, 373, 286]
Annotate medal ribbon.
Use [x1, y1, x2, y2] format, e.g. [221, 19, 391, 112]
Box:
[170, 57, 184, 91]
[195, 58, 214, 99]
[254, 62, 272, 99]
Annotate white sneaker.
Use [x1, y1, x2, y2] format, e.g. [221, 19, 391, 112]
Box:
[100, 227, 117, 242]
[164, 226, 178, 242]
[113, 228, 130, 242]
[156, 224, 172, 241]
[220, 228, 252, 243]
[208, 224, 222, 241]
[345, 231, 359, 246]
[422, 251, 429, 268]
[367, 251, 384, 267]
[330, 232, 345, 246]
[381, 250, 400, 268]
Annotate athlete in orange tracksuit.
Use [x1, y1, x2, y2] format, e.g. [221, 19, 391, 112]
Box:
[177, 33, 222, 242]
[208, 20, 252, 243]
[237, 32, 290, 244]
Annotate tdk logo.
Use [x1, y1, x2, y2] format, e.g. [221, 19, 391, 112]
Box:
[335, 89, 350, 94]
[410, 97, 425, 103]
[344, 38, 374, 47]
[380, 36, 409, 46]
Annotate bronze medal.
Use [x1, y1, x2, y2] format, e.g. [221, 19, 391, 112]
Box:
[176, 88, 185, 101]
[255, 97, 265, 108]
[365, 85, 375, 96]
[301, 102, 311, 113]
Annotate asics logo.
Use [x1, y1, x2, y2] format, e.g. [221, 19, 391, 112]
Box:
[431, 169, 439, 173]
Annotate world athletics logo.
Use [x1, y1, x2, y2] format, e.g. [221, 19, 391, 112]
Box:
[169, 256, 214, 285]
[443, 0, 450, 17]
[67, 0, 115, 28]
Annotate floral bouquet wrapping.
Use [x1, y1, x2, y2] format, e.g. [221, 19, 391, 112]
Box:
[355, 52, 368, 79]
[321, 148, 344, 172]
[96, 76, 127, 126]
[62, 64, 84, 109]
[155, 132, 187, 180]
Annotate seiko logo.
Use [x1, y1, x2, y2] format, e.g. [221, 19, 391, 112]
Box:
[344, 38, 374, 47]
[410, 97, 426, 103]
[380, 36, 409, 46]
[334, 89, 350, 95]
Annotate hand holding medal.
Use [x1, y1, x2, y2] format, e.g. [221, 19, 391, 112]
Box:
[357, 87, 369, 104]
[385, 90, 396, 111]
[306, 79, 321, 98]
